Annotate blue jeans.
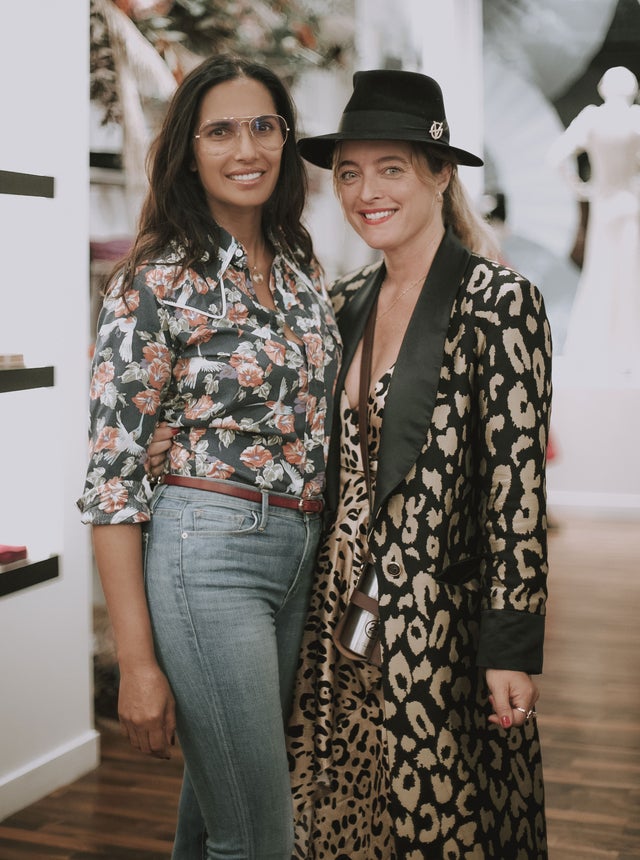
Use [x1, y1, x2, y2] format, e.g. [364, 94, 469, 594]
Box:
[143, 483, 322, 860]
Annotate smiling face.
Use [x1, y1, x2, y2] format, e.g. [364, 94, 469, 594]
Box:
[334, 140, 451, 258]
[193, 76, 283, 224]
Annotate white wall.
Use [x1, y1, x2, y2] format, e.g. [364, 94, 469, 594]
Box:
[0, 0, 99, 820]
[546, 361, 640, 519]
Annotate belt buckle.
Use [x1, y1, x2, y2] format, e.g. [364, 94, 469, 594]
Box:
[299, 496, 323, 513]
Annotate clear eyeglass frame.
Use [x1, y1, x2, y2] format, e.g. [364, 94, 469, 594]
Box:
[194, 114, 289, 154]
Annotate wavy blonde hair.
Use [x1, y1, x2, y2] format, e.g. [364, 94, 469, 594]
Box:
[332, 142, 500, 261]
[420, 149, 500, 260]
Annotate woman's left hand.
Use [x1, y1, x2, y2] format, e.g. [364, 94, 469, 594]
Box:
[146, 421, 174, 478]
[485, 668, 539, 729]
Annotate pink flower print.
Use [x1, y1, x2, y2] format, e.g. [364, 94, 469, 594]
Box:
[311, 410, 324, 438]
[303, 476, 324, 499]
[143, 342, 170, 363]
[283, 438, 306, 466]
[174, 358, 191, 383]
[181, 307, 210, 327]
[192, 274, 209, 295]
[189, 427, 207, 446]
[90, 361, 115, 399]
[184, 395, 215, 420]
[297, 366, 309, 390]
[273, 413, 296, 434]
[214, 416, 242, 432]
[112, 289, 140, 318]
[225, 267, 248, 293]
[141, 342, 170, 388]
[147, 358, 170, 390]
[303, 332, 324, 368]
[281, 268, 300, 296]
[305, 395, 318, 422]
[264, 340, 287, 366]
[146, 266, 177, 301]
[169, 445, 190, 471]
[240, 445, 273, 469]
[235, 360, 264, 388]
[94, 426, 119, 454]
[187, 326, 214, 346]
[204, 459, 236, 479]
[133, 388, 161, 416]
[97, 478, 129, 513]
[228, 303, 249, 325]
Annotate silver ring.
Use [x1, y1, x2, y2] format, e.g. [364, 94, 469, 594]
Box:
[515, 706, 537, 720]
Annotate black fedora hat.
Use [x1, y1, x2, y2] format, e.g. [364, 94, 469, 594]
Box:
[298, 69, 483, 169]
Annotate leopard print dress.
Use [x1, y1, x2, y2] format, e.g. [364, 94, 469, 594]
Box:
[288, 372, 396, 859]
[287, 365, 547, 859]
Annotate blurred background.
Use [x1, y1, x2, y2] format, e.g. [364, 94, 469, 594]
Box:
[1, 0, 639, 854]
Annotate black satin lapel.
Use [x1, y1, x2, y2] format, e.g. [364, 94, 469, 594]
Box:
[335, 264, 386, 397]
[325, 264, 385, 513]
[372, 229, 471, 518]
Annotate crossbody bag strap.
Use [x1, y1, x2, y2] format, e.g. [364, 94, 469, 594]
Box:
[358, 297, 378, 514]
[332, 296, 383, 668]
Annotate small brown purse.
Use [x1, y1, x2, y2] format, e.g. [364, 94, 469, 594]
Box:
[333, 299, 382, 667]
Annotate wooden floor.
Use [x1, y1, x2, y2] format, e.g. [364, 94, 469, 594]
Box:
[0, 517, 638, 858]
[537, 517, 640, 860]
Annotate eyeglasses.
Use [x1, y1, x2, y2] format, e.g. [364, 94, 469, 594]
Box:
[194, 114, 289, 155]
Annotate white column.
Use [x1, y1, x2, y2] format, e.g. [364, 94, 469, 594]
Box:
[407, 0, 485, 200]
[353, 0, 484, 199]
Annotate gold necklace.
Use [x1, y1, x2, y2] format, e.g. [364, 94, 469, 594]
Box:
[251, 264, 266, 286]
[376, 274, 426, 320]
[247, 240, 269, 286]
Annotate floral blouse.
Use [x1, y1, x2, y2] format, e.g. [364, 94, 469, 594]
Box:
[78, 230, 342, 525]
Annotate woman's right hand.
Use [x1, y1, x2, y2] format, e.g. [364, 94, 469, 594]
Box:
[118, 662, 176, 759]
[485, 668, 539, 730]
[92, 524, 175, 759]
[146, 421, 175, 478]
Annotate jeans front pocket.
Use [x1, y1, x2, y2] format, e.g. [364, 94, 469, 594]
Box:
[191, 499, 261, 536]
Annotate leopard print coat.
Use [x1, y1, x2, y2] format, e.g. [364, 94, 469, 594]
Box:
[290, 228, 551, 858]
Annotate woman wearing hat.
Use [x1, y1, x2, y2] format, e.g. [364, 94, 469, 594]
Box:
[287, 69, 550, 858]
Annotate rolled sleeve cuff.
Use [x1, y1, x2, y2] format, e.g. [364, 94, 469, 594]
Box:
[76, 480, 152, 525]
[476, 608, 545, 674]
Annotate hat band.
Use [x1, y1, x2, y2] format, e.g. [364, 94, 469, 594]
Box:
[339, 110, 450, 145]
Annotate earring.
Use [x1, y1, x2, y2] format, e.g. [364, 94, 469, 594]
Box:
[436, 190, 443, 203]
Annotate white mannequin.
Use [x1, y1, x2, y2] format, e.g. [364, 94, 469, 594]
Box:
[548, 66, 640, 374]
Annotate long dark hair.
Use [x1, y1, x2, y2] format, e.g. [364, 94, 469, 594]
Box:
[116, 55, 313, 292]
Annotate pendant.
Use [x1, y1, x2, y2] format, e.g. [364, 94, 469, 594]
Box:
[252, 268, 264, 285]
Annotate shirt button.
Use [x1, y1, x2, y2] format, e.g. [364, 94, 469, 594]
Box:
[234, 247, 243, 258]
[387, 562, 401, 578]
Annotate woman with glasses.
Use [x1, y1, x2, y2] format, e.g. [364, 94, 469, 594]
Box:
[78, 55, 341, 859]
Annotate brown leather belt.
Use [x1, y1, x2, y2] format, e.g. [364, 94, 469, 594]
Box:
[161, 474, 324, 514]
